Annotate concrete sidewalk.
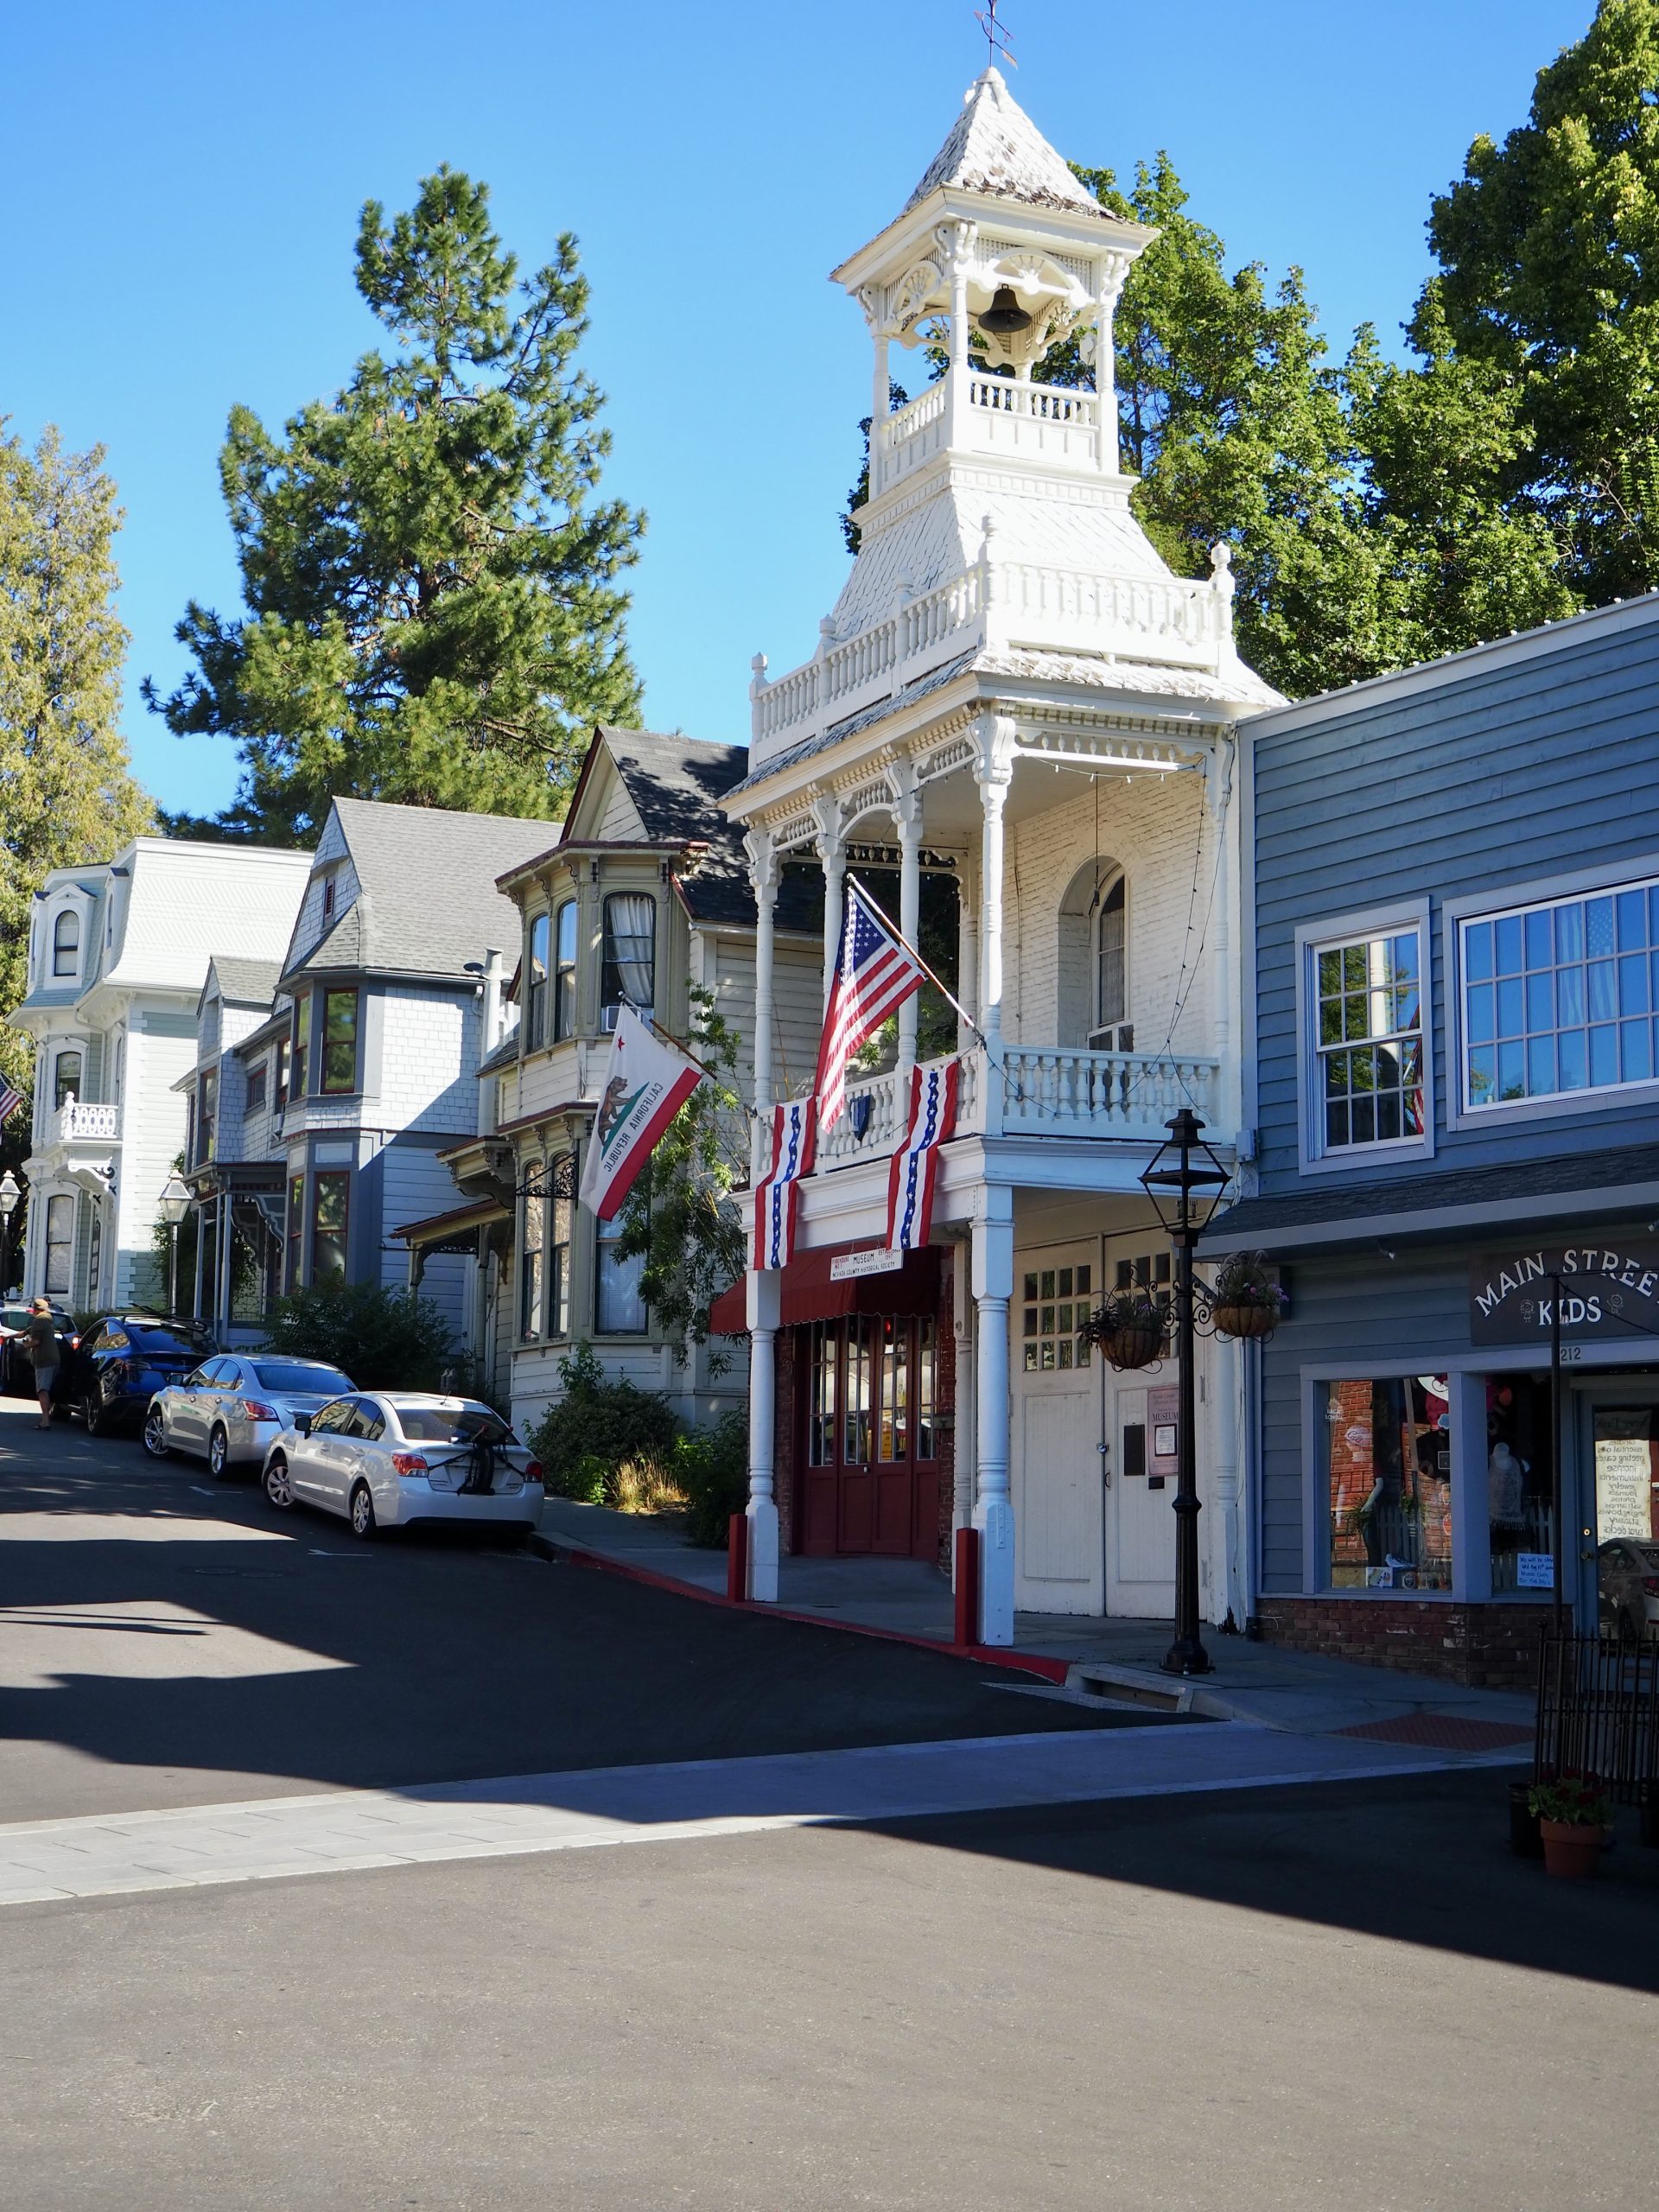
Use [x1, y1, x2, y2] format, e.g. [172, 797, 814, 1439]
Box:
[536, 1497, 1538, 1747]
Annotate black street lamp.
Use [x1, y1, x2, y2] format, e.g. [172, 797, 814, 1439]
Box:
[0, 1171, 21, 1298]
[1140, 1108, 1232, 1678]
[157, 1173, 190, 1318]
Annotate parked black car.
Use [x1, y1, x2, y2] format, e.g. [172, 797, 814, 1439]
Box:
[69, 1315, 218, 1435]
[0, 1303, 79, 1405]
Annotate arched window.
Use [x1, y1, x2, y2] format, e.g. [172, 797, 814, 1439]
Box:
[52, 909, 79, 978]
[1057, 861, 1129, 1050]
[54, 1051, 82, 1112]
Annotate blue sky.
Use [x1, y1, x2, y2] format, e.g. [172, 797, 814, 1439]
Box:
[3, 0, 1592, 822]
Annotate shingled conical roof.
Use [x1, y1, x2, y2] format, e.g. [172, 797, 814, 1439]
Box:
[904, 67, 1109, 220]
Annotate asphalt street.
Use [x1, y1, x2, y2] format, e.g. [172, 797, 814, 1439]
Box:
[3, 1397, 1658, 2209]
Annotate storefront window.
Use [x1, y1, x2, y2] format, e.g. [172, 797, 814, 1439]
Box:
[1485, 1370, 1557, 1593]
[843, 1318, 873, 1465]
[1324, 1374, 1452, 1591]
[878, 1317, 909, 1460]
[917, 1318, 936, 1461]
[808, 1322, 836, 1467]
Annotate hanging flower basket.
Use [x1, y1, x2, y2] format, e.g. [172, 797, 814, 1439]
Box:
[1208, 1251, 1287, 1342]
[1103, 1323, 1167, 1370]
[1212, 1301, 1278, 1341]
[1081, 1294, 1168, 1371]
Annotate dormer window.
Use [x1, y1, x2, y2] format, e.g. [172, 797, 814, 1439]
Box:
[53, 911, 79, 978]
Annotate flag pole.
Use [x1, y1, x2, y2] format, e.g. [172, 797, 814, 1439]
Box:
[626, 1000, 754, 1116]
[842, 874, 991, 1052]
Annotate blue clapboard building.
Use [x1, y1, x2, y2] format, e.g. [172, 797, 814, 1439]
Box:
[1207, 594, 1659, 1683]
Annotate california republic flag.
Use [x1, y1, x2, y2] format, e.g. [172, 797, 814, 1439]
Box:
[578, 1007, 704, 1222]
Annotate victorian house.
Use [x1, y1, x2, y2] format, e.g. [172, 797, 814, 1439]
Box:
[9, 838, 311, 1313]
[412, 725, 823, 1434]
[721, 69, 1281, 1640]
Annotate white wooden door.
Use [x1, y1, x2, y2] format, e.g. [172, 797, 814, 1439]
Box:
[1107, 1379, 1178, 1617]
[1012, 1246, 1104, 1615]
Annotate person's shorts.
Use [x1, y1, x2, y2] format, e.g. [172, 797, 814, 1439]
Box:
[33, 1365, 57, 1394]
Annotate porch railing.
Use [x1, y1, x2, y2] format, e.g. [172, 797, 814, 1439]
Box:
[54, 1096, 119, 1144]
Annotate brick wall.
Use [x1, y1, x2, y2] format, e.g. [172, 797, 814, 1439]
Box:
[1257, 1595, 1555, 1689]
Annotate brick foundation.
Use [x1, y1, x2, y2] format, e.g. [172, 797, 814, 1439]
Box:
[1257, 1596, 1555, 1690]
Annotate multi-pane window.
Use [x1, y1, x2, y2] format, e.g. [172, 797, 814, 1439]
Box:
[311, 1171, 350, 1281]
[595, 1212, 645, 1332]
[877, 1317, 909, 1460]
[1462, 882, 1659, 1109]
[525, 912, 550, 1052]
[321, 989, 358, 1094]
[520, 1160, 543, 1340]
[554, 900, 578, 1040]
[1021, 1263, 1094, 1372]
[1314, 931, 1424, 1149]
[843, 1318, 874, 1465]
[808, 1321, 838, 1466]
[602, 893, 655, 1021]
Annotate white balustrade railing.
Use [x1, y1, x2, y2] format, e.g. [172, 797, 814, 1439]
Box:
[995, 1048, 1218, 1135]
[54, 1096, 119, 1143]
[803, 1046, 1222, 1173]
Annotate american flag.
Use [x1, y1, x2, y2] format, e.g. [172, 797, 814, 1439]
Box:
[814, 881, 925, 1128]
[0, 1077, 23, 1128]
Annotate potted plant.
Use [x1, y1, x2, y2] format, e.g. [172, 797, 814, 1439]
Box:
[1209, 1250, 1287, 1341]
[1081, 1288, 1169, 1370]
[1527, 1772, 1612, 1878]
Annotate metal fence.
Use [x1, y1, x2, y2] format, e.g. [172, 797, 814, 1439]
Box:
[1535, 1630, 1659, 1810]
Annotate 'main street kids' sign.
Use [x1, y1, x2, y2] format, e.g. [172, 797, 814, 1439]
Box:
[1469, 1241, 1659, 1346]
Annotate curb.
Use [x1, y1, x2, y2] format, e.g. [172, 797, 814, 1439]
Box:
[528, 1529, 1071, 1684]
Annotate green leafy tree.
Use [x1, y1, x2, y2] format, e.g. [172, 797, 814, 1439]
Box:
[612, 991, 747, 1361]
[0, 424, 154, 1201]
[260, 1278, 456, 1390]
[1425, 0, 1659, 600]
[148, 167, 645, 839]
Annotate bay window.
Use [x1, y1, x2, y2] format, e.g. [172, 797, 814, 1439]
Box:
[44, 1193, 74, 1296]
[554, 899, 577, 1040]
[595, 1211, 645, 1333]
[311, 1171, 349, 1281]
[520, 1161, 544, 1339]
[321, 989, 358, 1094]
[601, 893, 655, 1024]
[525, 912, 550, 1052]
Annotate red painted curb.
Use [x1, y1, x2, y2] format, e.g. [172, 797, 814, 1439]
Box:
[546, 1536, 1071, 1683]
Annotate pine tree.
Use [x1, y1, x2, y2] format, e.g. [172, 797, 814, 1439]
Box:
[148, 168, 645, 839]
[0, 424, 153, 1137]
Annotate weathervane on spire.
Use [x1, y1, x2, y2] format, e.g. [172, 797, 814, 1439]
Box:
[973, 0, 1015, 69]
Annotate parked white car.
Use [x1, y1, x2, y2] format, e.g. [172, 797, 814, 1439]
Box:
[143, 1355, 356, 1478]
[261, 1393, 545, 1541]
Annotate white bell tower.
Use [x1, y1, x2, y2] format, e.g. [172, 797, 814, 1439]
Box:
[749, 67, 1249, 766]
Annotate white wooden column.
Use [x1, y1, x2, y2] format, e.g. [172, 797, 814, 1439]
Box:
[815, 795, 846, 1012]
[745, 830, 778, 1116]
[972, 1197, 1016, 1643]
[746, 1265, 782, 1602]
[895, 766, 922, 1078]
[975, 715, 1014, 1137]
[1092, 251, 1129, 474]
[943, 220, 976, 448]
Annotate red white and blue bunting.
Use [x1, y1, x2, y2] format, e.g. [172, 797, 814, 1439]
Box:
[886, 1060, 959, 1253]
[753, 1096, 817, 1271]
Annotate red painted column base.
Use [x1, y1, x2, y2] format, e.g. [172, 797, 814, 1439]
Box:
[727, 1511, 749, 1604]
[954, 1525, 981, 1648]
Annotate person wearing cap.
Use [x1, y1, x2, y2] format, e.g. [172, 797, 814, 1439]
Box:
[24, 1297, 60, 1431]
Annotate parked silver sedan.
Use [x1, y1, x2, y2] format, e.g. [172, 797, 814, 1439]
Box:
[261, 1393, 544, 1540]
[143, 1354, 357, 1478]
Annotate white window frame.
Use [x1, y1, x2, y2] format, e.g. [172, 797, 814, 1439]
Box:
[1445, 854, 1659, 1131]
[1294, 898, 1433, 1175]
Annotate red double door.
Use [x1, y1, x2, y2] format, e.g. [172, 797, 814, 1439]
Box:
[798, 1315, 940, 1559]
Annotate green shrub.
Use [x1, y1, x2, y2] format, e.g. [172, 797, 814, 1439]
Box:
[260, 1279, 455, 1391]
[674, 1408, 749, 1548]
[526, 1343, 681, 1502]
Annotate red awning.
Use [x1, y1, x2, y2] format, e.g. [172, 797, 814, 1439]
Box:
[708, 1243, 942, 1335]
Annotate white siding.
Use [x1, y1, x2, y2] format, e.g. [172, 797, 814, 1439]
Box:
[115, 1017, 195, 1305]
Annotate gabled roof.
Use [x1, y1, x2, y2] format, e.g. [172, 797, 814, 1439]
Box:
[206, 957, 281, 1008]
[286, 798, 558, 982]
[905, 67, 1109, 221]
[565, 728, 819, 932]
